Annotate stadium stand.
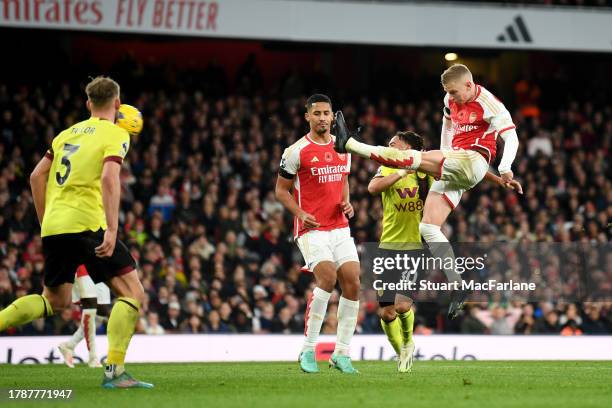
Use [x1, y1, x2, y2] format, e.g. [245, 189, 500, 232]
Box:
[0, 52, 610, 337]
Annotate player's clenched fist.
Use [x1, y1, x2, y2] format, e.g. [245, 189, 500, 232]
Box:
[500, 171, 523, 194]
[298, 211, 321, 229]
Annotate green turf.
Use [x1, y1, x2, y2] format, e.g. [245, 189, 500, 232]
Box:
[1, 361, 611, 408]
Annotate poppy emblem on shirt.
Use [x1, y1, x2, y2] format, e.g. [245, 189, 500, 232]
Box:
[324, 152, 333, 162]
[469, 112, 478, 123]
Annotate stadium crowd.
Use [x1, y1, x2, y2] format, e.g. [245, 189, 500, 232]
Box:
[0, 57, 610, 337]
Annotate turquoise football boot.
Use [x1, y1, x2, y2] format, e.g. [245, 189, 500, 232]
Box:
[299, 350, 320, 373]
[329, 354, 359, 374]
[102, 371, 154, 389]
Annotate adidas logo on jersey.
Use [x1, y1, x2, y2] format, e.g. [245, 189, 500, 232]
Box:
[311, 156, 320, 163]
[497, 15, 532, 44]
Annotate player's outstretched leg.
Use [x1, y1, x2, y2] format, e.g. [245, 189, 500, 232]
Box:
[0, 285, 70, 332]
[0, 294, 54, 332]
[103, 270, 153, 389]
[333, 110, 423, 170]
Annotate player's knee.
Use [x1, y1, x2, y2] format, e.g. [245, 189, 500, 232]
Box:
[317, 276, 336, 292]
[314, 264, 337, 292]
[379, 306, 397, 322]
[395, 300, 413, 314]
[129, 284, 146, 305]
[341, 280, 360, 300]
[419, 222, 440, 241]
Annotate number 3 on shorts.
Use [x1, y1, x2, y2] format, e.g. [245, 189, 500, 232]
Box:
[56, 143, 80, 185]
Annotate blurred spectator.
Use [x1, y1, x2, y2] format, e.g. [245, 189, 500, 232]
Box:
[489, 306, 514, 335]
[461, 305, 488, 334]
[144, 312, 165, 335]
[162, 302, 184, 333]
[0, 56, 610, 338]
[534, 311, 561, 334]
[515, 304, 536, 334]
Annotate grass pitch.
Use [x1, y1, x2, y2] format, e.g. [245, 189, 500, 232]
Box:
[1, 361, 611, 408]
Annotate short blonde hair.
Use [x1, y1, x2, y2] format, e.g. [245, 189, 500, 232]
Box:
[441, 64, 472, 86]
[85, 76, 120, 108]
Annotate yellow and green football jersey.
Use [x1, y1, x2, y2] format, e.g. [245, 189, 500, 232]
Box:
[375, 166, 432, 248]
[41, 117, 130, 237]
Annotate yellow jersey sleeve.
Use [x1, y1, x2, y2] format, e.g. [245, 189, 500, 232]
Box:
[378, 166, 395, 178]
[103, 127, 130, 164]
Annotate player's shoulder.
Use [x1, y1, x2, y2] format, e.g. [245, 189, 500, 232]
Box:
[475, 85, 505, 111]
[283, 136, 310, 155]
[100, 119, 130, 139]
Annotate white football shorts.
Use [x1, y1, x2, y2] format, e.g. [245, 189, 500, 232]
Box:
[296, 227, 359, 272]
[430, 149, 489, 209]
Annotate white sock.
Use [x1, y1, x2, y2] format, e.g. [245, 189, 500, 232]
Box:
[419, 223, 461, 284]
[345, 138, 421, 170]
[81, 308, 97, 359]
[67, 324, 84, 349]
[302, 287, 331, 353]
[334, 297, 360, 356]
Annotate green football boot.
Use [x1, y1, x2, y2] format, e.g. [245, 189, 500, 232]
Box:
[299, 350, 320, 373]
[329, 353, 359, 374]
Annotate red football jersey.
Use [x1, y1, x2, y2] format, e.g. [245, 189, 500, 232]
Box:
[280, 134, 351, 238]
[446, 84, 516, 162]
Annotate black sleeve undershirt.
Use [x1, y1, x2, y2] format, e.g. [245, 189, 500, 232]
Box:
[278, 168, 295, 180]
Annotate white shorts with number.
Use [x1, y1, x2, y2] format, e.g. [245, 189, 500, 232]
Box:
[430, 149, 489, 209]
[296, 227, 360, 272]
[72, 275, 112, 305]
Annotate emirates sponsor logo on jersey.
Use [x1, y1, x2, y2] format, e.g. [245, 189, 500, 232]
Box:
[311, 164, 349, 176]
[311, 164, 349, 183]
[453, 123, 480, 133]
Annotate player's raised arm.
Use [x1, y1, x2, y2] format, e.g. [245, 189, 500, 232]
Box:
[440, 94, 453, 150]
[30, 153, 53, 225]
